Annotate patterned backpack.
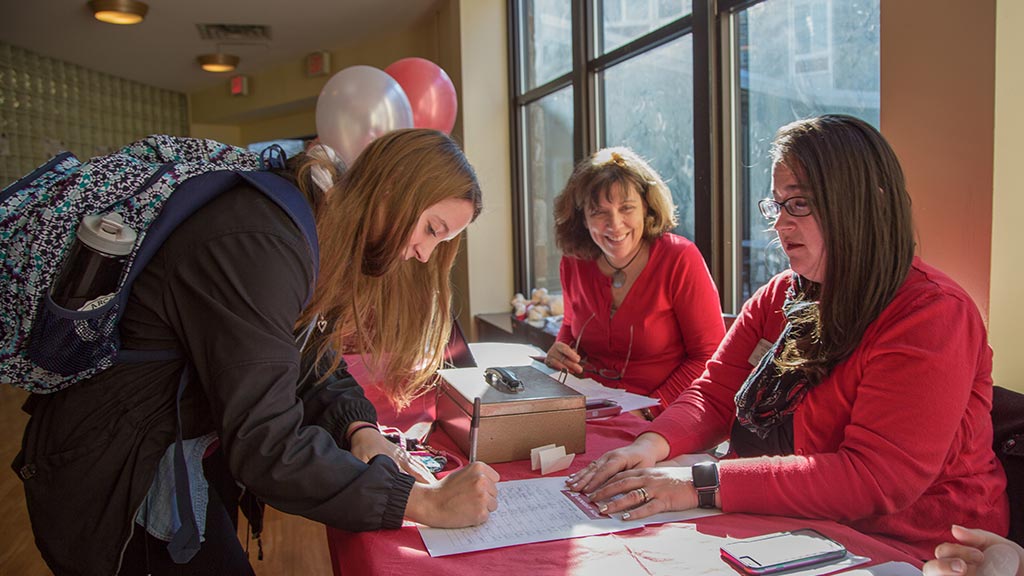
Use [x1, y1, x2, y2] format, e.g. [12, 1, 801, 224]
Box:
[0, 135, 319, 393]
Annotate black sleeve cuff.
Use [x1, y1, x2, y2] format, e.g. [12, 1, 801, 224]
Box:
[371, 455, 415, 529]
[330, 406, 379, 449]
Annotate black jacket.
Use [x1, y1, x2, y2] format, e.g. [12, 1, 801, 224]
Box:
[15, 184, 415, 576]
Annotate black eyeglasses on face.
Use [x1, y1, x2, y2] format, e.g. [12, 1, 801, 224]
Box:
[575, 317, 633, 382]
[758, 196, 813, 221]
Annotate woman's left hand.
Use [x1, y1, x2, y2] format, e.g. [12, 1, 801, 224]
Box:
[587, 466, 699, 520]
[349, 427, 438, 485]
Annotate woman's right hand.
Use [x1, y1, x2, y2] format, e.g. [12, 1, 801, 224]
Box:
[923, 525, 1023, 576]
[405, 462, 500, 528]
[545, 341, 583, 376]
[564, 432, 670, 494]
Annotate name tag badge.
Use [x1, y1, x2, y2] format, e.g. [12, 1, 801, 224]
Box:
[748, 338, 773, 367]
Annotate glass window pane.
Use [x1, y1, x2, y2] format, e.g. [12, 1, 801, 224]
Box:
[524, 87, 574, 292]
[602, 35, 694, 240]
[736, 0, 880, 302]
[521, 0, 573, 91]
[599, 0, 691, 55]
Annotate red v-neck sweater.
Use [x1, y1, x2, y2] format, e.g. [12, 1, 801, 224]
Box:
[556, 233, 726, 408]
[647, 257, 1009, 559]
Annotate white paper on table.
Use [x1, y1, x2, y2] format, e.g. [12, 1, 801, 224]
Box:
[560, 373, 661, 413]
[616, 523, 871, 575]
[468, 342, 544, 369]
[417, 477, 720, 557]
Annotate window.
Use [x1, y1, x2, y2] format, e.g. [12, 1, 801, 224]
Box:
[523, 88, 574, 290]
[509, 0, 880, 310]
[732, 0, 879, 303]
[598, 1, 692, 55]
[520, 0, 572, 91]
[602, 36, 694, 239]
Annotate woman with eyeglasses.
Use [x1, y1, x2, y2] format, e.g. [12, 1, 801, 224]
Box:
[565, 115, 1008, 561]
[544, 147, 726, 414]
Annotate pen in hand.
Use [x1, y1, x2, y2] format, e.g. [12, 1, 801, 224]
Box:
[469, 396, 481, 463]
[530, 354, 568, 384]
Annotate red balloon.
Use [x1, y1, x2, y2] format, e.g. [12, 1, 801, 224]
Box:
[384, 57, 458, 134]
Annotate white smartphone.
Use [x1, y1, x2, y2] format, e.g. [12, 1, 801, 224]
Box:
[720, 528, 847, 575]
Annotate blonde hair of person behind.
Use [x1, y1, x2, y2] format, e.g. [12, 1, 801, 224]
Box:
[554, 147, 678, 260]
[294, 129, 482, 407]
[770, 114, 915, 384]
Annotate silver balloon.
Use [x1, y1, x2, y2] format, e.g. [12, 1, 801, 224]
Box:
[315, 65, 414, 167]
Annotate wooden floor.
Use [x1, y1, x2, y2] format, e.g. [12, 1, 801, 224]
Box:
[0, 385, 334, 576]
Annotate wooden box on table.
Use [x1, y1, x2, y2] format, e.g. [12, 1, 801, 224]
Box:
[435, 365, 585, 464]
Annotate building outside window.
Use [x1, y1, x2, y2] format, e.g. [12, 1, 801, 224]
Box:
[509, 0, 879, 311]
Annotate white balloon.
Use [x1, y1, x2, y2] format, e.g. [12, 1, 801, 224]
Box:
[315, 65, 414, 167]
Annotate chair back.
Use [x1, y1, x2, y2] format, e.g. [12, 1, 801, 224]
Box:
[992, 385, 1024, 546]
[444, 318, 476, 368]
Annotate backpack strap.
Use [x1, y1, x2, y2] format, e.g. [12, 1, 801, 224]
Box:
[259, 144, 289, 171]
[237, 171, 320, 306]
[167, 369, 202, 563]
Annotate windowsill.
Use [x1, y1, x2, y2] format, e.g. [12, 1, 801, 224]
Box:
[474, 312, 557, 351]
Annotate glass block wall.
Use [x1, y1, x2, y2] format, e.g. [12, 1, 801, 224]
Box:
[0, 41, 189, 188]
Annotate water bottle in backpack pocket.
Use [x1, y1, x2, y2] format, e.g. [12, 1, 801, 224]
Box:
[27, 212, 137, 377]
[51, 212, 137, 311]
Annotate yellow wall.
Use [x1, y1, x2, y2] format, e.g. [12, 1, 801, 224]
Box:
[880, 0, 995, 320]
[188, 12, 440, 129]
[458, 0, 514, 339]
[991, 0, 1024, 393]
[189, 123, 242, 147]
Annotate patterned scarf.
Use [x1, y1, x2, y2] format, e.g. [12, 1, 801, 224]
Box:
[734, 276, 818, 439]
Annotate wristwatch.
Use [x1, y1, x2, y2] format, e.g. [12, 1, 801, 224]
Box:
[691, 461, 719, 509]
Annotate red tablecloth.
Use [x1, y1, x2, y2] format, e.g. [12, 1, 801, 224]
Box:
[326, 401, 922, 576]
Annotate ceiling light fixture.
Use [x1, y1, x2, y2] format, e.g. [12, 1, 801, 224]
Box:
[197, 53, 240, 73]
[88, 0, 148, 25]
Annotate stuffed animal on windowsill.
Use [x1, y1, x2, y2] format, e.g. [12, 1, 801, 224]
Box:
[511, 288, 564, 328]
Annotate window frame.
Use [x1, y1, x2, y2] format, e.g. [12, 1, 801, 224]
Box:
[507, 0, 775, 311]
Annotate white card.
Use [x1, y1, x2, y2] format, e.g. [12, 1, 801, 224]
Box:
[530, 444, 557, 471]
[541, 452, 575, 475]
[748, 338, 773, 366]
[537, 445, 566, 471]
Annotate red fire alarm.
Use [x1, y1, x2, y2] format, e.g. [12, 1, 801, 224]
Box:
[229, 75, 249, 96]
[306, 51, 331, 77]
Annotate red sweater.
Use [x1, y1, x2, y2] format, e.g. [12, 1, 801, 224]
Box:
[557, 233, 725, 408]
[647, 258, 1009, 560]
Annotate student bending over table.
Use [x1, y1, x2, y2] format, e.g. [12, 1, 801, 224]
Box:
[565, 115, 1009, 560]
[16, 130, 499, 576]
[543, 147, 725, 414]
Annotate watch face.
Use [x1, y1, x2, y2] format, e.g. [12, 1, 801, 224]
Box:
[692, 462, 719, 489]
[693, 462, 719, 508]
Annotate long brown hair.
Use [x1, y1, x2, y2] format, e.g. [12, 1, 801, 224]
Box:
[770, 115, 915, 383]
[293, 129, 482, 407]
[554, 147, 677, 260]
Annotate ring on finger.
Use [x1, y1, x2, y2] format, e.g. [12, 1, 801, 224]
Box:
[635, 487, 650, 503]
